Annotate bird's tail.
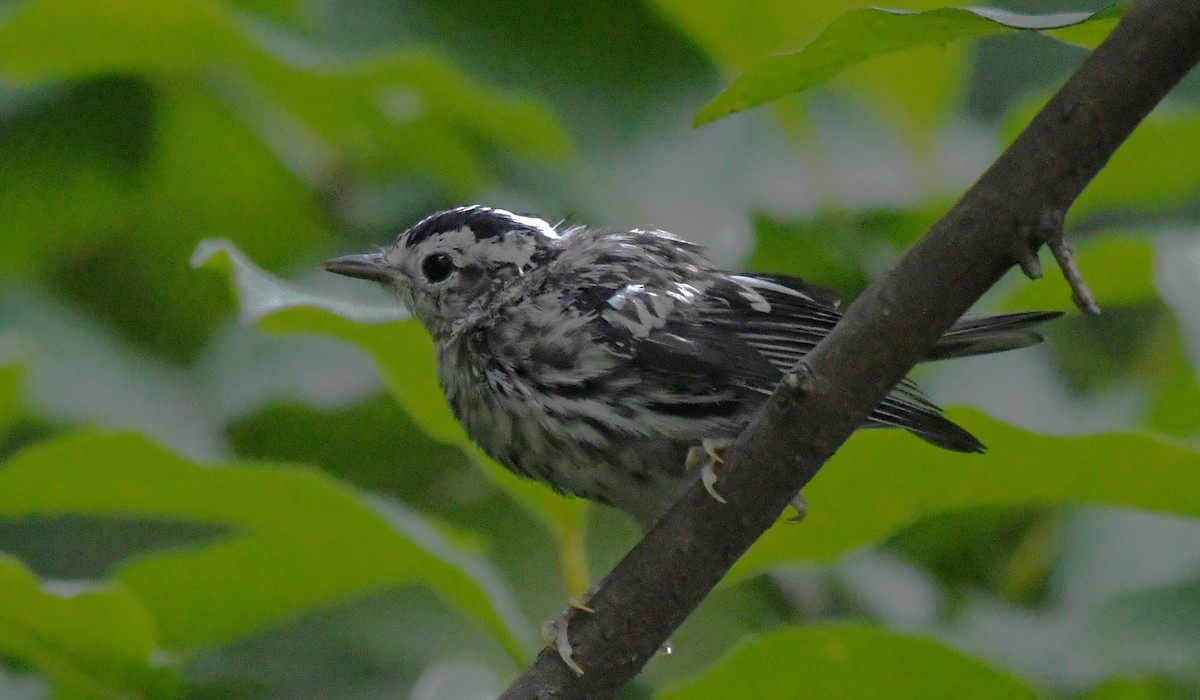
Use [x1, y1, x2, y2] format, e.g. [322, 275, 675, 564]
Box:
[867, 309, 1062, 453]
[924, 311, 1063, 362]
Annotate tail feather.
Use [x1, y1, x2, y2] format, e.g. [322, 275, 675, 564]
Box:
[870, 395, 985, 453]
[924, 311, 1062, 362]
[732, 275, 1062, 453]
[872, 309, 1061, 451]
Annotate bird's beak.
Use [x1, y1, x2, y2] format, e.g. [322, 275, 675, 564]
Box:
[322, 253, 393, 284]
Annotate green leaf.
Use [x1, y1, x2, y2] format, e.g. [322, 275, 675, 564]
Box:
[0, 0, 569, 193]
[192, 240, 588, 538]
[0, 0, 568, 360]
[0, 74, 333, 362]
[237, 50, 571, 185]
[1140, 315, 1200, 437]
[223, 0, 304, 24]
[659, 624, 1035, 699]
[732, 409, 1200, 581]
[191, 239, 405, 326]
[1078, 109, 1200, 218]
[695, 4, 1124, 126]
[1082, 676, 1192, 700]
[0, 432, 533, 664]
[657, 0, 980, 139]
[748, 207, 943, 296]
[0, 555, 179, 699]
[649, 0, 841, 70]
[1043, 4, 1129, 49]
[0, 357, 25, 440]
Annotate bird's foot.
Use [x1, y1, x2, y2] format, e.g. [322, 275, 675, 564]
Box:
[685, 438, 731, 504]
[540, 596, 672, 676]
[540, 596, 596, 676]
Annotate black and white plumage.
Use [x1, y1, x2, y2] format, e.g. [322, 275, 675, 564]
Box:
[325, 206, 1060, 526]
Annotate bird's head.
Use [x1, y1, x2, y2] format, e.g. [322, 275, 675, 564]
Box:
[324, 206, 561, 338]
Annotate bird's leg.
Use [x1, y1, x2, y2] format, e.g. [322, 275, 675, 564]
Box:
[540, 591, 597, 675]
[685, 438, 731, 504]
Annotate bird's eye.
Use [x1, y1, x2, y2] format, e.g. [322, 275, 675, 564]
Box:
[421, 252, 456, 283]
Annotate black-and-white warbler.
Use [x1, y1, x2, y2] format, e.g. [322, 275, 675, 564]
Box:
[325, 205, 1060, 527]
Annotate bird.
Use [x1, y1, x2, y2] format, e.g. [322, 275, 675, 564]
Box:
[324, 205, 1060, 527]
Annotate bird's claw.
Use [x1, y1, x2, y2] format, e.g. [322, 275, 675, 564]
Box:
[700, 461, 727, 504]
[568, 597, 596, 614]
[541, 597, 595, 676]
[686, 438, 730, 504]
[556, 615, 585, 676]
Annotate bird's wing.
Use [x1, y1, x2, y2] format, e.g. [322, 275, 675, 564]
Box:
[703, 273, 843, 374]
[591, 275, 783, 393]
[592, 271, 984, 452]
[583, 270, 847, 399]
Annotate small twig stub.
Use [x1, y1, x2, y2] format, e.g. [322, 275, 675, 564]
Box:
[1039, 208, 1101, 315]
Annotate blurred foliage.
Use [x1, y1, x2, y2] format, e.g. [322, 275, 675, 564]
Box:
[1, 0, 1200, 698]
[659, 625, 1037, 699]
[748, 206, 943, 297]
[0, 433, 532, 656]
[694, 4, 1124, 126]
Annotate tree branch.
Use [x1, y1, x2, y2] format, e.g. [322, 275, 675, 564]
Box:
[501, 0, 1200, 696]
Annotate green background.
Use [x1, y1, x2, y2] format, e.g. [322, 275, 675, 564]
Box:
[1, 0, 1199, 697]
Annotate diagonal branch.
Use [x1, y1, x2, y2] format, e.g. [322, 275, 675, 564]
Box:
[501, 0, 1200, 697]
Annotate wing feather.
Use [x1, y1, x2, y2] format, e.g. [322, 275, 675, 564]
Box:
[585, 263, 993, 453]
